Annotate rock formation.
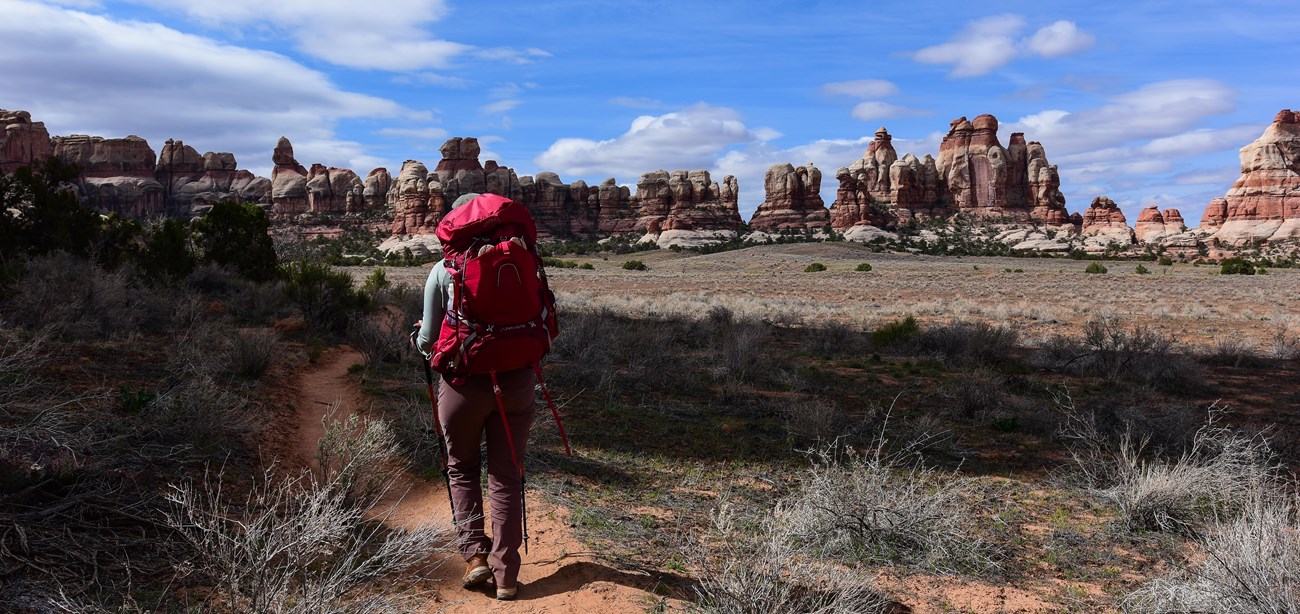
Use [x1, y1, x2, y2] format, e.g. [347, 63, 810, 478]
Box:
[1079, 196, 1135, 247]
[389, 160, 443, 236]
[596, 178, 636, 234]
[749, 163, 829, 230]
[156, 139, 269, 214]
[1202, 109, 1300, 246]
[305, 164, 364, 214]
[270, 137, 309, 215]
[51, 134, 164, 217]
[1, 109, 53, 174]
[1134, 206, 1188, 243]
[363, 168, 392, 210]
[830, 116, 1070, 231]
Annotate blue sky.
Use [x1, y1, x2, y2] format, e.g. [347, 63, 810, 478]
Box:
[3, 0, 1298, 224]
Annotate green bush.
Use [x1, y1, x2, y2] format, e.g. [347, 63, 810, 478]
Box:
[622, 260, 648, 271]
[542, 257, 578, 269]
[579, 262, 595, 270]
[138, 218, 196, 282]
[1135, 264, 1151, 275]
[855, 262, 873, 272]
[1085, 262, 1108, 274]
[0, 157, 100, 263]
[1158, 256, 1174, 266]
[191, 201, 278, 282]
[870, 315, 920, 347]
[804, 262, 828, 272]
[282, 260, 370, 333]
[1219, 257, 1257, 275]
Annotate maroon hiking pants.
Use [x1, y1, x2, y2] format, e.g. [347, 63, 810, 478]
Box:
[437, 367, 535, 589]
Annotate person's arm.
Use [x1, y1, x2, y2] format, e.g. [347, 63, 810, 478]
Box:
[416, 262, 449, 355]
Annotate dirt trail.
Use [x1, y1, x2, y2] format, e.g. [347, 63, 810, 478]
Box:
[291, 347, 683, 613]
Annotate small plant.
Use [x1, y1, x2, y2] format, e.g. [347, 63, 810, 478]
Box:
[1219, 257, 1257, 275]
[622, 260, 648, 271]
[855, 262, 873, 272]
[1085, 261, 1108, 274]
[1135, 264, 1151, 275]
[870, 315, 920, 347]
[804, 262, 828, 272]
[579, 262, 595, 270]
[542, 257, 579, 269]
[1158, 256, 1174, 266]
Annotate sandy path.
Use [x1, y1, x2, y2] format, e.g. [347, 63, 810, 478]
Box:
[292, 347, 685, 613]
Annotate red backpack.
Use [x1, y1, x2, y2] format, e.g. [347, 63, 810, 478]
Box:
[430, 193, 559, 377]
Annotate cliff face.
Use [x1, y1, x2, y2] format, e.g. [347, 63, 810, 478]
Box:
[1201, 109, 1300, 245]
[829, 115, 1070, 229]
[1, 109, 53, 174]
[157, 139, 269, 214]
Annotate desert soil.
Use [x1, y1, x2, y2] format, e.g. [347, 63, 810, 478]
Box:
[291, 347, 685, 613]
[364, 242, 1300, 349]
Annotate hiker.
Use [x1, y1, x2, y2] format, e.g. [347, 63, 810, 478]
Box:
[413, 192, 554, 601]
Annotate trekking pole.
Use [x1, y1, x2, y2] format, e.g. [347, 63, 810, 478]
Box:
[415, 334, 457, 521]
[533, 364, 573, 457]
[489, 370, 529, 555]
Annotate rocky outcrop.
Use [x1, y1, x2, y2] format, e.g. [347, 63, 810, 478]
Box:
[1080, 196, 1135, 247]
[830, 116, 1069, 233]
[596, 178, 636, 234]
[749, 163, 829, 230]
[305, 164, 364, 214]
[51, 134, 163, 217]
[271, 137, 309, 215]
[156, 139, 269, 214]
[1204, 109, 1300, 246]
[1135, 206, 1188, 243]
[1, 109, 53, 174]
[519, 172, 599, 240]
[363, 168, 392, 210]
[389, 160, 443, 236]
[634, 169, 742, 236]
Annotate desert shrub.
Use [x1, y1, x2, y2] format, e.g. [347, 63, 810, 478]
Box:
[1058, 401, 1278, 533]
[804, 262, 827, 272]
[1203, 337, 1267, 368]
[191, 201, 279, 282]
[712, 314, 771, 384]
[622, 259, 648, 271]
[0, 158, 99, 263]
[854, 262, 873, 272]
[1219, 257, 1257, 275]
[799, 319, 863, 357]
[549, 307, 619, 391]
[5, 252, 141, 339]
[773, 439, 993, 573]
[1123, 488, 1300, 614]
[869, 315, 920, 348]
[225, 328, 279, 379]
[1036, 316, 1191, 388]
[1085, 261, 1108, 274]
[782, 397, 848, 443]
[695, 504, 891, 614]
[142, 375, 254, 456]
[347, 313, 407, 366]
[579, 262, 595, 270]
[282, 260, 370, 333]
[542, 257, 578, 269]
[1157, 256, 1174, 266]
[165, 462, 446, 614]
[315, 408, 406, 509]
[913, 320, 1019, 366]
[1135, 263, 1151, 275]
[942, 369, 1007, 419]
[1271, 322, 1300, 361]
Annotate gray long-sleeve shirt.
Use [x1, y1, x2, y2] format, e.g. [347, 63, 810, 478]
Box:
[416, 261, 451, 356]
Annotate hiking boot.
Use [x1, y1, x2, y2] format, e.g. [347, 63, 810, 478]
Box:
[462, 554, 491, 588]
[496, 585, 517, 600]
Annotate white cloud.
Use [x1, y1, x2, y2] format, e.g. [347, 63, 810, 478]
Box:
[851, 101, 919, 122]
[534, 103, 761, 181]
[1008, 79, 1238, 156]
[118, 0, 549, 71]
[0, 1, 406, 177]
[912, 15, 1094, 77]
[1138, 125, 1261, 157]
[1027, 20, 1096, 57]
[480, 100, 521, 115]
[821, 79, 898, 98]
[912, 14, 1025, 77]
[394, 72, 472, 89]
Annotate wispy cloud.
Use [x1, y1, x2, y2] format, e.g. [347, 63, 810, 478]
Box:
[374, 126, 449, 140]
[480, 99, 521, 114]
[912, 15, 1095, 77]
[610, 96, 667, 109]
[820, 79, 898, 98]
